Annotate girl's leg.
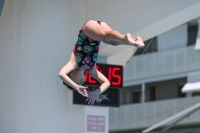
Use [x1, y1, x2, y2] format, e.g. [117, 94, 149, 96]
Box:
[82, 20, 144, 47]
[101, 22, 122, 46]
[101, 22, 123, 46]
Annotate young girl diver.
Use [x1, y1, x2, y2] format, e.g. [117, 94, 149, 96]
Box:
[58, 20, 144, 105]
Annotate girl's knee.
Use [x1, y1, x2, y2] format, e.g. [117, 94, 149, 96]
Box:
[100, 31, 110, 42]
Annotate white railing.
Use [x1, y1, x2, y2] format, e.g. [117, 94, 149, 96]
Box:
[109, 96, 200, 132]
[124, 46, 200, 82]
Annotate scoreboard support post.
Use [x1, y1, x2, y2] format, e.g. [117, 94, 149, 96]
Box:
[69, 63, 123, 133]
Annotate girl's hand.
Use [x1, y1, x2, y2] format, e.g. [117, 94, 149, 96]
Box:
[85, 89, 101, 105]
[75, 85, 89, 97]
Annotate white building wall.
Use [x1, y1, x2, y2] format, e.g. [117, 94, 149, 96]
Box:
[148, 81, 179, 100]
[0, 0, 87, 133]
[109, 96, 200, 132]
[1, 0, 200, 133]
[124, 46, 200, 86]
[188, 71, 200, 83]
[121, 78, 186, 104]
[86, 0, 200, 40]
[86, 0, 200, 66]
[195, 19, 200, 50]
[157, 24, 187, 51]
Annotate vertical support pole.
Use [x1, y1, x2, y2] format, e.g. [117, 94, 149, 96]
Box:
[142, 82, 145, 103]
[186, 92, 192, 97]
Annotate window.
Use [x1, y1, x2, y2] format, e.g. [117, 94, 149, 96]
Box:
[187, 25, 198, 46]
[132, 92, 141, 103]
[149, 86, 156, 101]
[121, 91, 128, 105]
[192, 92, 200, 96]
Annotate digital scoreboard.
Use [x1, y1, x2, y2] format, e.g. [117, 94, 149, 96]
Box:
[73, 63, 123, 107]
[84, 63, 123, 88]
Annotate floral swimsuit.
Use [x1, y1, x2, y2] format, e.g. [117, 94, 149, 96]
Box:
[73, 21, 101, 71]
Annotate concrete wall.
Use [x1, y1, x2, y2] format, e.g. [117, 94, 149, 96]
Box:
[188, 71, 200, 83]
[0, 0, 87, 133]
[124, 46, 200, 86]
[109, 96, 200, 132]
[0, 1, 110, 133]
[120, 78, 187, 104]
[146, 78, 187, 101]
[86, 0, 200, 40]
[195, 19, 200, 50]
[85, 0, 200, 65]
[120, 86, 141, 104]
[157, 24, 187, 51]
[1, 0, 200, 133]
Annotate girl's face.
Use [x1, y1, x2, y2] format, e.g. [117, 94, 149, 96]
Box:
[70, 70, 85, 85]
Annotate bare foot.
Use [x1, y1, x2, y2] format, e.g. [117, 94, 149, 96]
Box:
[135, 36, 145, 48]
[125, 33, 145, 48]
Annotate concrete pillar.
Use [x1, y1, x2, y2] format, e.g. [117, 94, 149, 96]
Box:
[142, 82, 146, 103]
[69, 57, 109, 133]
[195, 19, 200, 50]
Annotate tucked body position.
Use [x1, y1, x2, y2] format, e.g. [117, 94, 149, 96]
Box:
[58, 20, 145, 105]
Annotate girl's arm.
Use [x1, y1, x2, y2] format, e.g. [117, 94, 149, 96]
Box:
[89, 68, 110, 94]
[58, 52, 88, 97]
[86, 68, 111, 105]
[58, 61, 77, 88]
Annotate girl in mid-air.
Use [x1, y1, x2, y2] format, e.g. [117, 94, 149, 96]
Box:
[58, 20, 144, 105]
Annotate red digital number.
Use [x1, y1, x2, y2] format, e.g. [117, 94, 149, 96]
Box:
[85, 65, 122, 87]
[85, 66, 102, 84]
[108, 67, 121, 86]
[88, 73, 96, 83]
